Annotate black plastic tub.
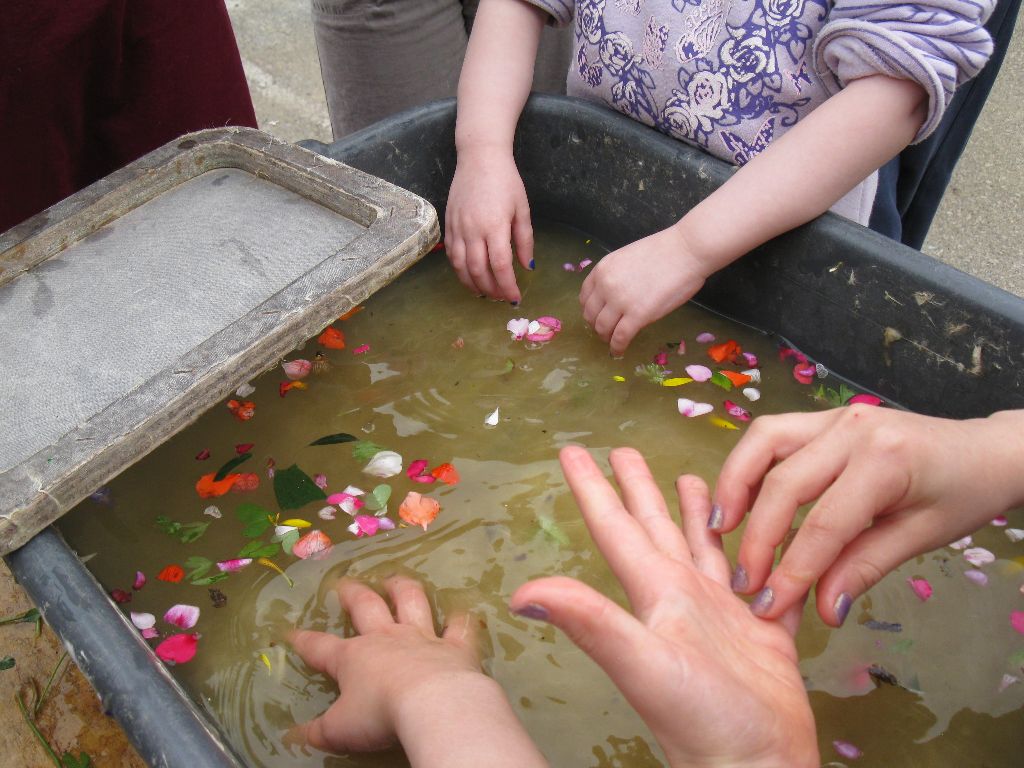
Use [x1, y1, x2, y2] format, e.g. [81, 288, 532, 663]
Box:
[8, 95, 1024, 767]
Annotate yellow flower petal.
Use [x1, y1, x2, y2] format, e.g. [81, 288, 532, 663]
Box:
[280, 518, 312, 528]
[259, 653, 272, 672]
[709, 417, 740, 430]
[662, 377, 694, 387]
[612, 375, 626, 382]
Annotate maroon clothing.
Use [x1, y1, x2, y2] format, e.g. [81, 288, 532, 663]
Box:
[1, 0, 257, 233]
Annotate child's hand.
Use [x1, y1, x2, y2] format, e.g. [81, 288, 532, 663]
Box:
[713, 407, 1024, 625]
[445, 147, 534, 304]
[289, 576, 482, 753]
[580, 226, 711, 356]
[511, 447, 819, 768]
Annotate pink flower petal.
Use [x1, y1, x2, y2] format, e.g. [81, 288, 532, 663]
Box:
[907, 577, 932, 601]
[281, 359, 312, 380]
[155, 633, 198, 664]
[677, 398, 714, 418]
[535, 316, 561, 331]
[779, 346, 807, 364]
[741, 351, 759, 367]
[314, 473, 328, 490]
[695, 332, 715, 343]
[164, 604, 200, 629]
[407, 459, 429, 479]
[133, 571, 147, 590]
[1005, 528, 1024, 543]
[653, 351, 668, 366]
[216, 558, 253, 573]
[141, 627, 159, 640]
[676, 340, 686, 355]
[353, 344, 370, 355]
[948, 535, 973, 550]
[848, 394, 883, 406]
[684, 365, 712, 382]
[562, 263, 574, 272]
[378, 517, 396, 531]
[348, 515, 382, 537]
[832, 740, 862, 760]
[110, 589, 132, 604]
[723, 400, 752, 422]
[998, 674, 1019, 693]
[578, 259, 593, 270]
[991, 515, 1008, 527]
[963, 547, 995, 567]
[317, 505, 337, 521]
[293, 530, 332, 560]
[964, 569, 989, 586]
[792, 363, 816, 384]
[131, 612, 155, 631]
[506, 318, 530, 340]
[327, 492, 365, 515]
[1012, 611, 1024, 635]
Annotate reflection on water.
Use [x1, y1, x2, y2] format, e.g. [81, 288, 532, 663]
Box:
[59, 223, 1023, 766]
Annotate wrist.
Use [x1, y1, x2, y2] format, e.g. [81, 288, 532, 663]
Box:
[669, 215, 733, 282]
[392, 669, 505, 735]
[980, 410, 1024, 509]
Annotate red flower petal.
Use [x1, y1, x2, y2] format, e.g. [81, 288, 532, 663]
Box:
[155, 633, 199, 664]
[157, 565, 185, 583]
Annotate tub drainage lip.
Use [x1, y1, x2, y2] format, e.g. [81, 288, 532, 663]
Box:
[6, 526, 247, 768]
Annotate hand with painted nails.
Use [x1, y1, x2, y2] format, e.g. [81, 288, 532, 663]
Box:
[713, 406, 1024, 627]
[290, 575, 547, 767]
[445, 147, 534, 305]
[580, 226, 710, 356]
[511, 446, 818, 768]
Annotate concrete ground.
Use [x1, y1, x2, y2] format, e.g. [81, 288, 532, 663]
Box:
[1, 2, 1020, 766]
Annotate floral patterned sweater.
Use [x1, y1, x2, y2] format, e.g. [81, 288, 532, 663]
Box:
[525, 0, 994, 223]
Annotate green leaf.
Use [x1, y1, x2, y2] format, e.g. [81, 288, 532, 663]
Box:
[61, 752, 93, 768]
[236, 503, 275, 538]
[214, 452, 253, 482]
[280, 529, 301, 555]
[156, 516, 209, 544]
[890, 638, 915, 654]
[1008, 648, 1024, 670]
[184, 556, 214, 581]
[364, 484, 392, 512]
[838, 383, 857, 405]
[309, 432, 358, 446]
[191, 573, 229, 586]
[501, 359, 515, 375]
[538, 515, 570, 547]
[273, 465, 327, 511]
[351, 441, 387, 462]
[709, 372, 733, 391]
[0, 608, 40, 627]
[238, 540, 280, 559]
[0, 656, 14, 671]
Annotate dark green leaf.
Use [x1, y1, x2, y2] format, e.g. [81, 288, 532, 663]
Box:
[178, 522, 210, 544]
[273, 465, 327, 511]
[0, 656, 14, 671]
[184, 556, 214, 581]
[351, 441, 387, 462]
[155, 516, 181, 536]
[61, 752, 93, 768]
[214, 452, 253, 482]
[237, 503, 274, 538]
[238, 540, 280, 559]
[309, 432, 358, 446]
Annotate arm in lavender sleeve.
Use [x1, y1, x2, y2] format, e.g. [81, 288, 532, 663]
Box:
[814, 0, 995, 141]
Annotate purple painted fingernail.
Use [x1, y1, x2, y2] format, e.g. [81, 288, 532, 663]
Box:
[511, 301, 519, 307]
[513, 603, 549, 621]
[834, 592, 853, 626]
[707, 503, 723, 530]
[751, 587, 774, 616]
[730, 564, 748, 592]
[529, 258, 536, 270]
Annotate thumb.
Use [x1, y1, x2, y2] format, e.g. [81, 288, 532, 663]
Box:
[511, 576, 649, 682]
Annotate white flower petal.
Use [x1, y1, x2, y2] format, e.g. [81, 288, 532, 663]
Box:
[484, 407, 500, 427]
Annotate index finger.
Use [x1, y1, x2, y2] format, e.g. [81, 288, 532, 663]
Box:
[337, 579, 394, 634]
[289, 628, 345, 676]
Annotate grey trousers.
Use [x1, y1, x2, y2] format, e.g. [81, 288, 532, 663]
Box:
[311, 0, 574, 138]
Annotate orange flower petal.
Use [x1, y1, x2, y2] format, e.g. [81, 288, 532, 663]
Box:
[338, 306, 364, 321]
[719, 370, 752, 387]
[318, 327, 346, 349]
[196, 472, 240, 498]
[707, 340, 741, 364]
[157, 564, 185, 583]
[430, 463, 460, 485]
[398, 491, 441, 531]
[230, 473, 260, 492]
[226, 399, 256, 421]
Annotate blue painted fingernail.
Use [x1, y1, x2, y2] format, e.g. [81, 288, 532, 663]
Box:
[513, 603, 549, 621]
[511, 301, 519, 307]
[730, 564, 748, 592]
[707, 503, 723, 530]
[528, 259, 535, 270]
[834, 592, 853, 626]
[751, 587, 774, 616]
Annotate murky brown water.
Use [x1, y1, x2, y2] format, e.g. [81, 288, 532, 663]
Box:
[59, 223, 1023, 766]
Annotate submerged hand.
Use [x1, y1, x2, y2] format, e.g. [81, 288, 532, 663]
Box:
[445, 147, 534, 303]
[580, 226, 710, 356]
[511, 447, 818, 768]
[713, 406, 1024, 625]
